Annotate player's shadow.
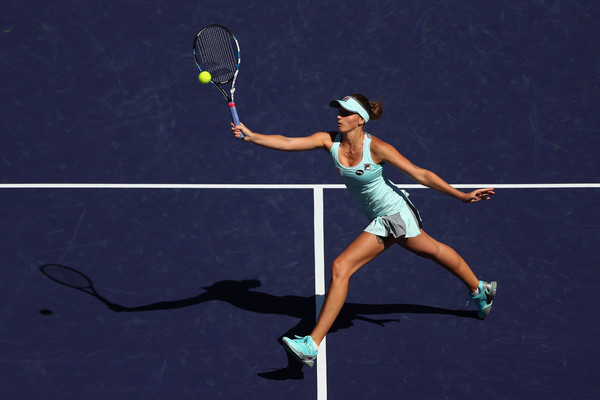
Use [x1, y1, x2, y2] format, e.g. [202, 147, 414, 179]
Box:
[41, 265, 478, 381]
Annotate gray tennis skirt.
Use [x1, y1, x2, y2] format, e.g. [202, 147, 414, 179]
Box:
[364, 197, 423, 239]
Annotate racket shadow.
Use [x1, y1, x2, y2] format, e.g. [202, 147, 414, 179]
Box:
[40, 264, 478, 380]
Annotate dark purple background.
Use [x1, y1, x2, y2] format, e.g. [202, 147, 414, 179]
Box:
[1, 1, 598, 399]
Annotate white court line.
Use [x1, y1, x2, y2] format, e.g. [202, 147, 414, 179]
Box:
[0, 183, 599, 189]
[2, 180, 598, 400]
[313, 187, 327, 400]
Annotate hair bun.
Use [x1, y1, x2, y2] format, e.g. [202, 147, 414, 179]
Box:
[369, 101, 383, 120]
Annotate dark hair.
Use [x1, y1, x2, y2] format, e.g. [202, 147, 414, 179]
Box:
[350, 93, 383, 121]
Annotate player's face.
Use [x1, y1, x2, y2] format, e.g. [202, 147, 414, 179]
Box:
[336, 108, 364, 133]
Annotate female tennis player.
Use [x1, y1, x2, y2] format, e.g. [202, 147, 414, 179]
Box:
[231, 94, 496, 368]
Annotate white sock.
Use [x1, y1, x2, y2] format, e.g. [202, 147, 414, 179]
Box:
[311, 340, 319, 352]
[471, 288, 480, 296]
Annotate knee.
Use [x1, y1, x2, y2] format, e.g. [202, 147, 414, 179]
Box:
[330, 257, 352, 281]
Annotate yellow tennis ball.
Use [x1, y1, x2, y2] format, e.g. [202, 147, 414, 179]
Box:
[198, 71, 211, 84]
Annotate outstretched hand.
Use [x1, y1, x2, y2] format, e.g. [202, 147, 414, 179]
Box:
[461, 188, 495, 203]
[231, 122, 252, 141]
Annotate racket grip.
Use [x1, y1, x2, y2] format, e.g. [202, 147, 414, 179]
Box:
[229, 102, 244, 139]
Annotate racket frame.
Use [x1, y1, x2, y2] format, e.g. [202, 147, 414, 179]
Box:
[193, 24, 243, 136]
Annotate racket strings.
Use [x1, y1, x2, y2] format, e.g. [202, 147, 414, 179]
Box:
[194, 26, 239, 83]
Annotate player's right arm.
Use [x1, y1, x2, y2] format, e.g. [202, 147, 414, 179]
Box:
[231, 122, 333, 151]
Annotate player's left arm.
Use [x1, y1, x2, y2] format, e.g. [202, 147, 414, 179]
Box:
[370, 136, 494, 203]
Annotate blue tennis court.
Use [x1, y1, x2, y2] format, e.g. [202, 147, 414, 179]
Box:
[1, 1, 599, 399]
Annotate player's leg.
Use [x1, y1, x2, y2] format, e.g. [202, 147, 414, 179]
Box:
[398, 229, 496, 318]
[282, 231, 392, 367]
[397, 229, 479, 291]
[309, 232, 393, 345]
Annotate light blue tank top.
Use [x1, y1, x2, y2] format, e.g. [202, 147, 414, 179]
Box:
[330, 133, 411, 220]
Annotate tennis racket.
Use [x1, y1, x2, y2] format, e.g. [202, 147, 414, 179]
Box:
[40, 264, 124, 311]
[193, 24, 244, 138]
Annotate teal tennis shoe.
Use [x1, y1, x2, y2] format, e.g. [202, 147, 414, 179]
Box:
[282, 335, 318, 367]
[467, 281, 497, 319]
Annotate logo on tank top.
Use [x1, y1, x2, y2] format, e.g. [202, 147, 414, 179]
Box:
[355, 163, 371, 175]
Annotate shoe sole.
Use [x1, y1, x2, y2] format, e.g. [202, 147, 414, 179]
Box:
[480, 281, 497, 319]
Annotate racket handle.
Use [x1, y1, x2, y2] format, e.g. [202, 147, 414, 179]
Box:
[229, 102, 244, 139]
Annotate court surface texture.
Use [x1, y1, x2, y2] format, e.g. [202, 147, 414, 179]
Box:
[1, 1, 598, 399]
